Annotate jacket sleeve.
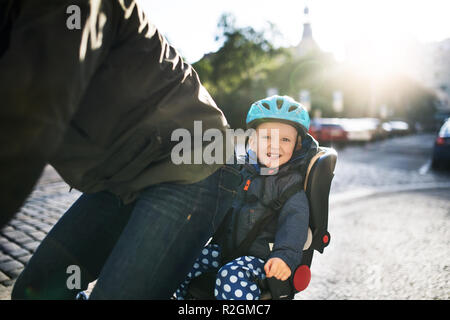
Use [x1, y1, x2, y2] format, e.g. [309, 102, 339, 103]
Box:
[0, 0, 118, 227]
[269, 191, 310, 273]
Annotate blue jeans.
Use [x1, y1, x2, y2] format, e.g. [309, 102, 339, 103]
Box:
[11, 165, 241, 299]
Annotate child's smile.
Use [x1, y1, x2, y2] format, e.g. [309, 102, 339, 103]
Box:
[249, 121, 299, 168]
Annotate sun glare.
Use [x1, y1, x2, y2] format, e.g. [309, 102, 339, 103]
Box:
[337, 5, 422, 80]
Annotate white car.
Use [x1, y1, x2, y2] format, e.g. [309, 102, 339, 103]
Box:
[340, 118, 376, 142]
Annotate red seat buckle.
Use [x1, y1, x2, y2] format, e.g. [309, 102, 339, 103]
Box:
[293, 265, 311, 292]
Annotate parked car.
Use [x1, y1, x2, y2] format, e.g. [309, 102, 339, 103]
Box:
[381, 121, 393, 137]
[432, 118, 450, 169]
[339, 118, 375, 142]
[388, 120, 410, 136]
[308, 120, 321, 141]
[309, 118, 347, 145]
[364, 118, 389, 140]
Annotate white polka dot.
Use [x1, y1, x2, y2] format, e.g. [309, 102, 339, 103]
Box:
[212, 251, 219, 258]
[224, 284, 231, 292]
[238, 271, 244, 278]
[221, 269, 228, 277]
[246, 293, 254, 300]
[202, 258, 209, 264]
[248, 263, 253, 269]
[231, 266, 238, 270]
[240, 281, 248, 287]
[245, 256, 252, 262]
[229, 275, 238, 283]
[202, 248, 209, 255]
[212, 261, 219, 268]
[214, 289, 218, 297]
[235, 289, 243, 298]
[193, 263, 199, 269]
[216, 279, 221, 286]
[194, 271, 202, 277]
[250, 284, 258, 291]
[237, 260, 244, 265]
[222, 293, 227, 300]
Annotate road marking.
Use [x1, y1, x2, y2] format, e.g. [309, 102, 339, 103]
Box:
[419, 159, 432, 175]
[330, 182, 450, 205]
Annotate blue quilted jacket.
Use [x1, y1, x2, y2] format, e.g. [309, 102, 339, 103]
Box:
[218, 134, 319, 273]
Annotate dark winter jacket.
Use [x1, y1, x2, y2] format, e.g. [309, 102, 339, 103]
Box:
[0, 0, 231, 227]
[217, 134, 319, 273]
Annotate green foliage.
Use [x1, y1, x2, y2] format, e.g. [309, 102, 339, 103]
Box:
[193, 13, 439, 129]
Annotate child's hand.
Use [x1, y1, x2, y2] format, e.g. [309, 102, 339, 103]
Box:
[264, 258, 291, 281]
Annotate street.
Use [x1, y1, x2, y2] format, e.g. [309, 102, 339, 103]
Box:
[1, 133, 449, 300]
[298, 188, 449, 300]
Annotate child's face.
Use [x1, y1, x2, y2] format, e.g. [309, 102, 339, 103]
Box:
[249, 122, 299, 168]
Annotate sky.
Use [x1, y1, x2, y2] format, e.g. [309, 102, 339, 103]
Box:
[138, 0, 450, 67]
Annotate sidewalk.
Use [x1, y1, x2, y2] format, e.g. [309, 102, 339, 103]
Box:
[0, 166, 81, 299]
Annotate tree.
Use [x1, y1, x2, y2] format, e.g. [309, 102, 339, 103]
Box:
[193, 13, 439, 129]
[193, 13, 280, 128]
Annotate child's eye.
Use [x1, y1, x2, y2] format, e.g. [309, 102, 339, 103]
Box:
[281, 138, 291, 142]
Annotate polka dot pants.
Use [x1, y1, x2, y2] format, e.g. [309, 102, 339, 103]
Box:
[175, 244, 266, 300]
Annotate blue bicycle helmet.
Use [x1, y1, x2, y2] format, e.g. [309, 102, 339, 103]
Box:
[246, 95, 310, 133]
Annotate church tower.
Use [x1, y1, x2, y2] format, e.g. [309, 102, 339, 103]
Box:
[296, 5, 320, 56]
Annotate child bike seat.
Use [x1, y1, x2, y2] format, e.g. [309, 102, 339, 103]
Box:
[186, 147, 337, 300]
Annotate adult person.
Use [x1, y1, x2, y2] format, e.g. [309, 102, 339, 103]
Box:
[1, 0, 239, 299]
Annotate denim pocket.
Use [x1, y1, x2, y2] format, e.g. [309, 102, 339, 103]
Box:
[210, 165, 241, 234]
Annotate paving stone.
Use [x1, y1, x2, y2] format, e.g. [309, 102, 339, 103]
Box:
[1, 230, 32, 244]
[6, 220, 26, 229]
[1, 226, 14, 233]
[7, 248, 29, 259]
[0, 260, 24, 273]
[0, 242, 21, 253]
[22, 242, 40, 252]
[14, 224, 37, 233]
[5, 268, 23, 279]
[12, 234, 35, 245]
[27, 231, 46, 241]
[1, 279, 15, 287]
[0, 254, 12, 263]
[0, 271, 9, 282]
[17, 254, 32, 265]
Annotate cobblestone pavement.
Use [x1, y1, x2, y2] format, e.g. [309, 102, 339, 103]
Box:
[1, 133, 449, 299]
[0, 166, 81, 299]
